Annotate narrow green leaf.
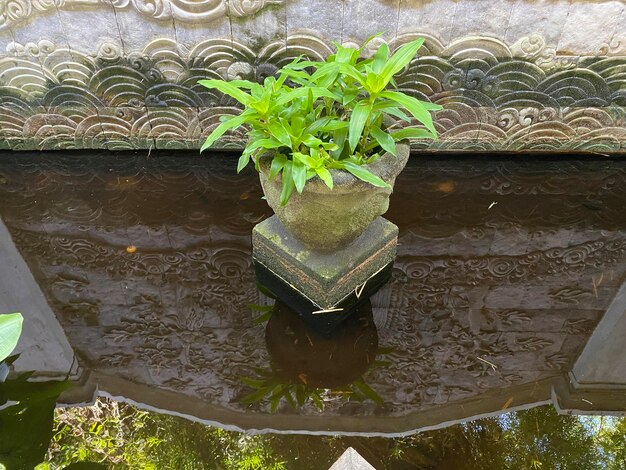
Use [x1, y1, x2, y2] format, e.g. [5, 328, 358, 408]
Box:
[200, 114, 248, 152]
[237, 153, 250, 173]
[379, 38, 424, 87]
[268, 120, 292, 147]
[348, 101, 371, 153]
[305, 118, 349, 135]
[292, 159, 307, 193]
[293, 152, 319, 168]
[391, 127, 436, 140]
[279, 161, 295, 206]
[241, 377, 267, 388]
[353, 379, 383, 404]
[241, 386, 274, 404]
[0, 312, 23, 362]
[315, 167, 334, 189]
[295, 385, 306, 406]
[269, 154, 287, 179]
[371, 43, 390, 74]
[311, 391, 324, 411]
[370, 126, 397, 156]
[243, 138, 285, 155]
[380, 91, 438, 135]
[342, 161, 391, 189]
[197, 79, 252, 105]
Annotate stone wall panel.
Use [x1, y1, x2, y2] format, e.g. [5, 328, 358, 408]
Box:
[0, 0, 625, 152]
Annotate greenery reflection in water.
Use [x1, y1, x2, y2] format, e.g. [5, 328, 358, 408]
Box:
[30, 398, 626, 469]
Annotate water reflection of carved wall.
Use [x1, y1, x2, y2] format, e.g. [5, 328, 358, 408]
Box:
[0, 153, 624, 433]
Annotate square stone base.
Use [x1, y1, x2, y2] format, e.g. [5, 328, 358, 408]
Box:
[252, 215, 398, 312]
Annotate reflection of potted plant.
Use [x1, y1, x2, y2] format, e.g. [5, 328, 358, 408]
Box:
[200, 35, 440, 251]
[241, 300, 392, 412]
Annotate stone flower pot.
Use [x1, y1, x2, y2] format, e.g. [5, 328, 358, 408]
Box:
[259, 142, 410, 252]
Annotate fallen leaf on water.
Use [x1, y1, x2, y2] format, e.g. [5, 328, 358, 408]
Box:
[126, 245, 137, 253]
[502, 397, 514, 410]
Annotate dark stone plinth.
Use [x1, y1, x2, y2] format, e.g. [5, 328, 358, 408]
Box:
[252, 215, 398, 325]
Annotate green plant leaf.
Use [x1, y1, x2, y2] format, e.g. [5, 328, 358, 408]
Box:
[279, 161, 295, 206]
[391, 127, 436, 140]
[197, 80, 252, 106]
[200, 114, 249, 152]
[371, 42, 390, 74]
[268, 120, 292, 148]
[379, 38, 424, 87]
[348, 101, 371, 153]
[237, 153, 250, 173]
[0, 313, 23, 363]
[370, 126, 397, 156]
[341, 161, 391, 189]
[353, 379, 383, 404]
[291, 159, 307, 193]
[380, 91, 439, 135]
[293, 151, 319, 168]
[269, 154, 287, 179]
[315, 167, 333, 189]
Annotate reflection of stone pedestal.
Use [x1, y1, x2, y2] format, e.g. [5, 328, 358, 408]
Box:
[252, 215, 397, 328]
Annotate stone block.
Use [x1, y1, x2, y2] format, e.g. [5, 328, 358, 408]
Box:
[252, 215, 398, 310]
[342, 0, 400, 44]
[329, 447, 376, 470]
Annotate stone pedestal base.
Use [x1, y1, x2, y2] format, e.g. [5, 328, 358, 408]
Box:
[252, 215, 398, 327]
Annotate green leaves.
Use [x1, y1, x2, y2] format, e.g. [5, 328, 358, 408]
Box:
[340, 161, 391, 189]
[200, 114, 249, 153]
[198, 80, 252, 106]
[0, 313, 23, 363]
[380, 90, 441, 135]
[348, 101, 371, 152]
[197, 35, 441, 204]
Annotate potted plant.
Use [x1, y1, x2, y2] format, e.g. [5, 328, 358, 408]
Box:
[199, 35, 441, 251]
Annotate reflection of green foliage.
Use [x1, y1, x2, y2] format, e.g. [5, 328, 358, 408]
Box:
[45, 398, 288, 469]
[0, 366, 71, 470]
[240, 353, 390, 412]
[41, 400, 626, 470]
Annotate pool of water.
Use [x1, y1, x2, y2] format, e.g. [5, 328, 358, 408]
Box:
[0, 151, 625, 468]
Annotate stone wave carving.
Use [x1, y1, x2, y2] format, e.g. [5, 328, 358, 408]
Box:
[0, 0, 282, 30]
[1, 33, 625, 152]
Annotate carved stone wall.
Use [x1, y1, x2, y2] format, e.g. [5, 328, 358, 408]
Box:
[0, 0, 625, 152]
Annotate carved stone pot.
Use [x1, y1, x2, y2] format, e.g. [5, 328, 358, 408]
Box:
[258, 142, 410, 252]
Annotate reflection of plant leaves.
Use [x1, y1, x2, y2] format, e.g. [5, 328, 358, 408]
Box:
[63, 463, 108, 470]
[295, 385, 306, 406]
[270, 386, 282, 412]
[246, 303, 273, 314]
[254, 311, 273, 324]
[241, 386, 275, 405]
[377, 346, 395, 355]
[0, 376, 71, 469]
[370, 360, 392, 370]
[256, 283, 277, 299]
[241, 377, 266, 388]
[283, 389, 296, 408]
[353, 379, 383, 404]
[311, 391, 324, 411]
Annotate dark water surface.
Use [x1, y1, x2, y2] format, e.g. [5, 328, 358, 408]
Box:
[0, 151, 626, 469]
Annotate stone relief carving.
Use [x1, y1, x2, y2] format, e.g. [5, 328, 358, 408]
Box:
[1, 32, 626, 152]
[0, 0, 283, 30]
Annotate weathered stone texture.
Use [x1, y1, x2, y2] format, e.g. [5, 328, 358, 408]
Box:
[0, 0, 626, 152]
